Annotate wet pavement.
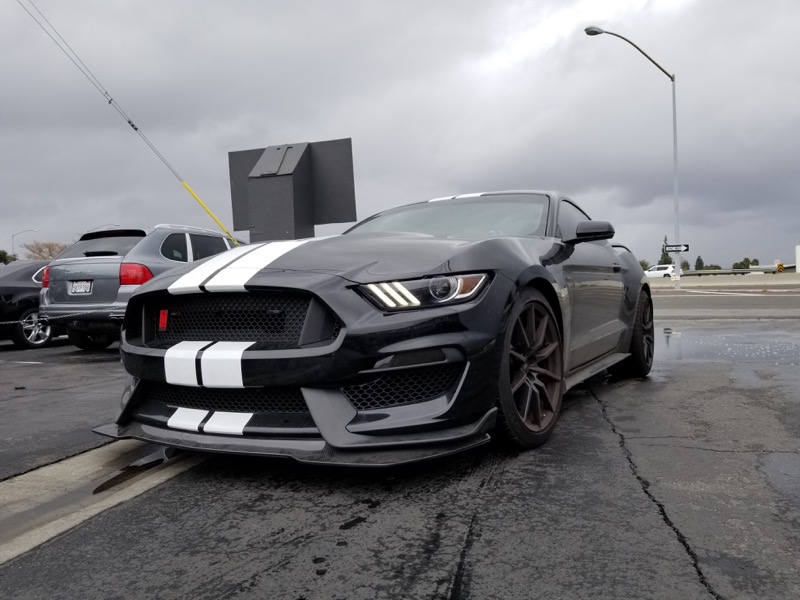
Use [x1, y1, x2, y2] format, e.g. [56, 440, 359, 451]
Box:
[1, 316, 799, 599]
[657, 324, 800, 365]
[0, 339, 124, 481]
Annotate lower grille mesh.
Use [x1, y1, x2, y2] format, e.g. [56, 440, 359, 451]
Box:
[145, 382, 309, 414]
[341, 364, 464, 411]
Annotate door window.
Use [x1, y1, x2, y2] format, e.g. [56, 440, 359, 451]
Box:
[190, 234, 227, 261]
[556, 200, 591, 240]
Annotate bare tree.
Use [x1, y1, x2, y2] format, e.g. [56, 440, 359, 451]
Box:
[20, 241, 68, 260]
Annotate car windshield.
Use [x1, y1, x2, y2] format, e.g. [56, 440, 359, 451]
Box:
[346, 194, 550, 238]
[57, 235, 144, 259]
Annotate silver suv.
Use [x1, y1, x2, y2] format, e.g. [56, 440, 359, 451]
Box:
[41, 224, 235, 350]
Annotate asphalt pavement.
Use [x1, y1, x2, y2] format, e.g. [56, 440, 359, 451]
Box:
[1, 283, 799, 599]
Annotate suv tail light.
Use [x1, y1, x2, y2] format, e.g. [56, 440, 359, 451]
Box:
[120, 263, 154, 286]
[42, 266, 50, 288]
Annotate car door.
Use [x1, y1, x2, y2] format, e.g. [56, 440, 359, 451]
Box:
[556, 199, 626, 369]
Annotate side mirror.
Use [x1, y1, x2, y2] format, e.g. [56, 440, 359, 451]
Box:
[563, 220, 615, 244]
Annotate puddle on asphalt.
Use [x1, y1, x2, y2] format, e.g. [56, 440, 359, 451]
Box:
[656, 326, 800, 365]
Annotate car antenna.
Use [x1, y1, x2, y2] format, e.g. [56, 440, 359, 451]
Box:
[16, 0, 239, 247]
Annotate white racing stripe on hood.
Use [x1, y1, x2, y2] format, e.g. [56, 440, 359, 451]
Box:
[167, 243, 264, 295]
[203, 239, 312, 292]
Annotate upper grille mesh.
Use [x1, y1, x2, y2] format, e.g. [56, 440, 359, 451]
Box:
[151, 292, 311, 347]
[145, 381, 309, 414]
[341, 364, 464, 411]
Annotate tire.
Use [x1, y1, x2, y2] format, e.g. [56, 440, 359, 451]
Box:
[663, 274, 670, 278]
[494, 289, 564, 449]
[609, 289, 654, 378]
[11, 308, 53, 349]
[67, 329, 115, 351]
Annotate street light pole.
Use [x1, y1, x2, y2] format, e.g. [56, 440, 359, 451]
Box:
[11, 229, 38, 260]
[585, 26, 682, 286]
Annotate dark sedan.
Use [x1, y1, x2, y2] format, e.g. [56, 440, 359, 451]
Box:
[0, 260, 55, 349]
[96, 191, 654, 465]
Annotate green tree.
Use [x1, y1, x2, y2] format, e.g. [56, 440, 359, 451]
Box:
[658, 235, 673, 265]
[639, 259, 650, 271]
[705, 264, 722, 270]
[681, 259, 690, 272]
[694, 256, 705, 271]
[0, 249, 15, 263]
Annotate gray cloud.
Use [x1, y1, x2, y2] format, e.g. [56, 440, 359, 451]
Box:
[2, 0, 799, 267]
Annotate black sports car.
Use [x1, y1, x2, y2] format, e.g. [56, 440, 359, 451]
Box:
[0, 260, 57, 349]
[95, 191, 654, 466]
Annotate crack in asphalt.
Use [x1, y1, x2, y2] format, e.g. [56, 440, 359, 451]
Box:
[441, 452, 509, 600]
[626, 442, 800, 455]
[590, 389, 727, 600]
[447, 514, 478, 600]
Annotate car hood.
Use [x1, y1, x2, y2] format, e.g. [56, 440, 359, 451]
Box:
[259, 233, 487, 281]
[140, 232, 559, 295]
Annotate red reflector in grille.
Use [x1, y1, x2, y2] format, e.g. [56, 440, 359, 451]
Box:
[158, 309, 169, 331]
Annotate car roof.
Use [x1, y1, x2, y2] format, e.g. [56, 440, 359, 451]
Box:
[427, 190, 558, 203]
[77, 224, 228, 242]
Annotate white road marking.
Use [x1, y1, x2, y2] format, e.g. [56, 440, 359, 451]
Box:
[2, 361, 43, 365]
[0, 440, 205, 565]
[678, 290, 800, 297]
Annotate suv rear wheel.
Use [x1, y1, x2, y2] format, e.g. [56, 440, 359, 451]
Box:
[67, 329, 115, 351]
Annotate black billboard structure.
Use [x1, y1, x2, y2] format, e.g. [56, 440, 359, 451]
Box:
[228, 138, 357, 242]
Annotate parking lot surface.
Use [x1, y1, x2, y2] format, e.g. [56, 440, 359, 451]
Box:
[1, 290, 799, 599]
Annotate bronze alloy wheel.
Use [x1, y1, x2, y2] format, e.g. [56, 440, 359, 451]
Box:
[640, 293, 655, 370]
[495, 289, 564, 449]
[610, 289, 654, 378]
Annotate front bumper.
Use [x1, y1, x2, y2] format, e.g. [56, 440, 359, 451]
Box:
[107, 272, 515, 464]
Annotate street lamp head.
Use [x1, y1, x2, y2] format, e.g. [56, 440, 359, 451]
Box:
[584, 26, 605, 36]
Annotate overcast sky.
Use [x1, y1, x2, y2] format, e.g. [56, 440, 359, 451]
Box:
[2, 0, 799, 267]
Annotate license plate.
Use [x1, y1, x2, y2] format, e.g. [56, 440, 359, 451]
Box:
[71, 280, 92, 294]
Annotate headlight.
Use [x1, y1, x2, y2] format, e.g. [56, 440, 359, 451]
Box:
[360, 273, 489, 310]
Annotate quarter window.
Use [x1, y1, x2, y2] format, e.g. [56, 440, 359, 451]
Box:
[160, 233, 188, 262]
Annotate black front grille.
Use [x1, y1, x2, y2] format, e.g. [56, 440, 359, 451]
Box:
[341, 364, 464, 411]
[147, 292, 338, 349]
[145, 381, 309, 414]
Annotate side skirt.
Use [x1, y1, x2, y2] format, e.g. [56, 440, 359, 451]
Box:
[565, 352, 630, 391]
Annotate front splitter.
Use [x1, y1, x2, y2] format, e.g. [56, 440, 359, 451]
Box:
[93, 422, 492, 467]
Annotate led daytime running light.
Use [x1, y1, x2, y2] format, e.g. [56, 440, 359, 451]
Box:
[363, 273, 487, 311]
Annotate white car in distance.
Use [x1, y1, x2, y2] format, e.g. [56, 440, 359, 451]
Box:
[645, 264, 677, 278]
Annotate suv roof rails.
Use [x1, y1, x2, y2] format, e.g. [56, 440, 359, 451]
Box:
[152, 224, 227, 235]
